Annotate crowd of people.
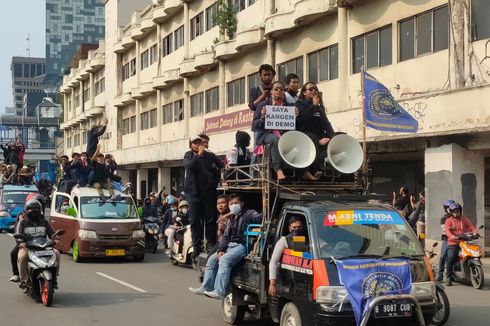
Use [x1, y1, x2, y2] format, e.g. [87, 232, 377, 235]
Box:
[0, 138, 34, 185]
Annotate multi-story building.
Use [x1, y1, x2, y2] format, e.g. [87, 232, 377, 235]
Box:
[10, 57, 46, 115]
[60, 0, 490, 246]
[45, 0, 105, 78]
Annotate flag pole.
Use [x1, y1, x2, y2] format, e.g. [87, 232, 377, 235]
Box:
[361, 66, 367, 175]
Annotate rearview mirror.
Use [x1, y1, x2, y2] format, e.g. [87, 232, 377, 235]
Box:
[66, 207, 77, 217]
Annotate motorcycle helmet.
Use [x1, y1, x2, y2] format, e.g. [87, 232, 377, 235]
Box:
[24, 199, 43, 223]
[178, 200, 188, 208]
[443, 199, 455, 212]
[448, 202, 462, 213]
[166, 195, 175, 205]
[31, 194, 46, 215]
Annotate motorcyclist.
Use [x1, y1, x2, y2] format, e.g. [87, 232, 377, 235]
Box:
[159, 195, 178, 248]
[141, 196, 158, 219]
[16, 199, 61, 289]
[436, 199, 454, 282]
[444, 202, 478, 286]
[164, 200, 189, 256]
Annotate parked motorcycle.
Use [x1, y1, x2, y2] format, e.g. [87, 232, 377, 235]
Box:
[14, 230, 65, 307]
[142, 216, 160, 253]
[427, 242, 450, 325]
[169, 219, 193, 266]
[454, 227, 484, 289]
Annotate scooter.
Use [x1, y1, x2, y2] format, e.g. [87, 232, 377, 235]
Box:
[427, 242, 450, 326]
[142, 216, 160, 254]
[169, 219, 193, 266]
[14, 230, 65, 307]
[454, 227, 484, 289]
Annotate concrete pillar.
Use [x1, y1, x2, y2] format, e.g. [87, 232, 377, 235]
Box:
[80, 81, 84, 112]
[136, 99, 141, 146]
[218, 61, 226, 114]
[266, 40, 275, 67]
[136, 41, 141, 85]
[70, 88, 75, 120]
[183, 1, 189, 59]
[156, 24, 162, 75]
[158, 166, 163, 193]
[184, 78, 190, 137]
[337, 5, 349, 111]
[89, 72, 95, 109]
[157, 89, 162, 141]
[136, 167, 141, 199]
[425, 144, 485, 243]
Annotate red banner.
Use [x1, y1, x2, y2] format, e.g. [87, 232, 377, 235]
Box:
[204, 109, 254, 134]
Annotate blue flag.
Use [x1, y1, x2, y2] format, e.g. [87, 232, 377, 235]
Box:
[335, 258, 412, 325]
[363, 71, 418, 133]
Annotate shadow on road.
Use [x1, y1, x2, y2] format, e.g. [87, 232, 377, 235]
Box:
[53, 292, 160, 308]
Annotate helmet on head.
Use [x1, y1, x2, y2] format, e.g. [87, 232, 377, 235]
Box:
[443, 199, 455, 212]
[448, 202, 462, 213]
[31, 194, 46, 214]
[178, 200, 188, 208]
[166, 195, 175, 205]
[24, 199, 43, 222]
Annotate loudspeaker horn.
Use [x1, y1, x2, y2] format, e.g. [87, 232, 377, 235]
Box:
[326, 134, 363, 174]
[278, 131, 316, 169]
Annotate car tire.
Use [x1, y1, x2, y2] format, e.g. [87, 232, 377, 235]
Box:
[71, 239, 84, 263]
[280, 302, 302, 326]
[133, 255, 145, 262]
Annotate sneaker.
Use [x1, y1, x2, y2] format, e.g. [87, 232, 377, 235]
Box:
[19, 281, 27, 289]
[165, 248, 171, 257]
[189, 287, 205, 296]
[9, 275, 20, 282]
[204, 290, 224, 300]
[110, 194, 121, 201]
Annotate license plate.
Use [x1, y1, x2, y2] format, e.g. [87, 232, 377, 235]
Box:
[374, 302, 412, 318]
[36, 250, 53, 257]
[105, 249, 125, 256]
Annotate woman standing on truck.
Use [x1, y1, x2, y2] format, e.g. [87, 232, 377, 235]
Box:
[268, 216, 305, 297]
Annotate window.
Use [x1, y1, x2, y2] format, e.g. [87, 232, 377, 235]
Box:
[149, 109, 157, 128]
[399, 6, 448, 62]
[174, 25, 184, 50]
[67, 136, 71, 148]
[206, 3, 218, 31]
[471, 0, 490, 41]
[162, 103, 173, 124]
[191, 92, 204, 117]
[352, 26, 391, 73]
[24, 64, 30, 77]
[122, 63, 130, 80]
[14, 64, 22, 77]
[308, 44, 338, 83]
[74, 89, 80, 108]
[140, 111, 149, 130]
[37, 64, 44, 76]
[130, 58, 136, 76]
[141, 50, 149, 70]
[205, 87, 219, 113]
[82, 131, 87, 145]
[74, 134, 80, 147]
[278, 57, 304, 84]
[248, 73, 260, 90]
[30, 64, 36, 78]
[149, 44, 158, 65]
[227, 77, 245, 107]
[83, 81, 90, 103]
[162, 34, 173, 56]
[94, 69, 105, 96]
[65, 14, 73, 23]
[230, 0, 245, 13]
[174, 99, 184, 122]
[123, 116, 136, 135]
[191, 12, 204, 40]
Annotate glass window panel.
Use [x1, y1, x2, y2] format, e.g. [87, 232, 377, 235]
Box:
[30, 64, 36, 77]
[308, 52, 318, 83]
[434, 6, 449, 51]
[471, 0, 490, 41]
[399, 18, 415, 61]
[379, 27, 392, 66]
[14, 64, 22, 77]
[417, 13, 432, 55]
[24, 64, 30, 77]
[318, 49, 329, 81]
[366, 32, 379, 69]
[286, 60, 296, 75]
[227, 82, 233, 107]
[278, 64, 286, 84]
[329, 45, 338, 79]
[296, 57, 304, 84]
[352, 36, 364, 73]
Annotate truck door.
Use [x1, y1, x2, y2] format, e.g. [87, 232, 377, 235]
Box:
[50, 192, 78, 252]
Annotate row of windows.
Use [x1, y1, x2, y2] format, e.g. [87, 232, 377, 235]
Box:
[13, 63, 45, 78]
[162, 26, 184, 57]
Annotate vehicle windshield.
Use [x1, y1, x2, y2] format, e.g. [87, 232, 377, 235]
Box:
[313, 209, 423, 259]
[80, 196, 138, 219]
[2, 192, 37, 205]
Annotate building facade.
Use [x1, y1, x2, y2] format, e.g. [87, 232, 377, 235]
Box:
[45, 0, 105, 76]
[60, 0, 490, 246]
[10, 57, 46, 115]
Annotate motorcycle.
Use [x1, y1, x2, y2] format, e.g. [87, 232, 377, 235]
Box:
[14, 230, 65, 307]
[427, 242, 450, 325]
[142, 216, 160, 254]
[169, 219, 193, 266]
[453, 227, 484, 289]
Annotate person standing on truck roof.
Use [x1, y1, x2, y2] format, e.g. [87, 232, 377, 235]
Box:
[86, 118, 108, 159]
[268, 216, 305, 297]
[248, 64, 275, 111]
[184, 135, 224, 262]
[90, 144, 116, 202]
[189, 193, 263, 300]
[284, 73, 300, 103]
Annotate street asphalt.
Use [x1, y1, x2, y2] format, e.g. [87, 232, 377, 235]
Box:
[1, 233, 490, 326]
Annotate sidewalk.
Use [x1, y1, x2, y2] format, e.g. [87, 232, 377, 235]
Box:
[482, 257, 490, 279]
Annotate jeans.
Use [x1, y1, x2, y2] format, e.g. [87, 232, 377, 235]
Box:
[262, 133, 282, 172]
[11, 245, 19, 275]
[165, 227, 176, 249]
[446, 244, 460, 280]
[437, 239, 448, 279]
[200, 243, 246, 298]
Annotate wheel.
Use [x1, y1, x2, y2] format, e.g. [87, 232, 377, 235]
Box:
[221, 291, 246, 325]
[280, 302, 302, 326]
[151, 238, 158, 254]
[431, 286, 450, 325]
[71, 239, 84, 263]
[470, 265, 484, 289]
[39, 278, 54, 307]
[170, 257, 179, 265]
[133, 255, 145, 262]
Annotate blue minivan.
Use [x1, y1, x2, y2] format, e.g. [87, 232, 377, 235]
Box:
[0, 184, 38, 231]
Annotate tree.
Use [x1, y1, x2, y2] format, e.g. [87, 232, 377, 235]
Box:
[213, 0, 237, 40]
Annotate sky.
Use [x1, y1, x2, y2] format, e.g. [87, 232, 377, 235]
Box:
[0, 0, 45, 114]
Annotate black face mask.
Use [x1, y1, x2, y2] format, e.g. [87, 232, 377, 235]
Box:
[26, 208, 41, 222]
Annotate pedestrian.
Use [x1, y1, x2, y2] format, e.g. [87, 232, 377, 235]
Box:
[284, 73, 300, 103]
[86, 118, 108, 158]
[248, 64, 275, 111]
[407, 192, 425, 248]
[392, 186, 410, 217]
[436, 200, 454, 282]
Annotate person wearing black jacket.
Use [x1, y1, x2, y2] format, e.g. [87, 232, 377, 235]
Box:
[90, 145, 115, 202]
[189, 193, 262, 300]
[86, 118, 108, 158]
[184, 136, 224, 260]
[295, 82, 335, 181]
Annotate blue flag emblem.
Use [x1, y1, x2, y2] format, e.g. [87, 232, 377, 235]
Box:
[363, 71, 418, 133]
[335, 258, 412, 325]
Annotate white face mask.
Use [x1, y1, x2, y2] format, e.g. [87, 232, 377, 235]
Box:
[181, 208, 188, 215]
[229, 203, 241, 215]
[61, 205, 69, 211]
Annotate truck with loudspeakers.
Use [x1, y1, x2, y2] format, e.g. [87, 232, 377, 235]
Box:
[197, 132, 437, 326]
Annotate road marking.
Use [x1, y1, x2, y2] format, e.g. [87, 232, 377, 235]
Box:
[96, 272, 147, 293]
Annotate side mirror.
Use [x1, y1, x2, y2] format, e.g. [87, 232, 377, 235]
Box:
[13, 234, 26, 241]
[66, 207, 77, 217]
